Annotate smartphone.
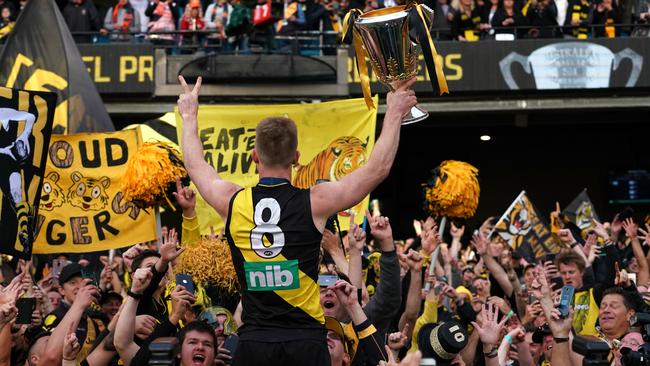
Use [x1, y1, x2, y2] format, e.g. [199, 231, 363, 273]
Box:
[176, 273, 194, 294]
[550, 277, 564, 290]
[81, 268, 98, 287]
[223, 334, 239, 363]
[528, 293, 538, 304]
[545, 253, 557, 263]
[52, 259, 69, 284]
[318, 274, 338, 287]
[558, 285, 575, 318]
[433, 283, 444, 295]
[16, 297, 36, 324]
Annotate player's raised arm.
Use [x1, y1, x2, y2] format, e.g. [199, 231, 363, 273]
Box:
[310, 78, 417, 230]
[178, 75, 241, 219]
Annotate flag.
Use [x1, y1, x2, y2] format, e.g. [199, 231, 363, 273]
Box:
[563, 189, 600, 231]
[0, 0, 114, 134]
[492, 191, 562, 261]
[0, 86, 56, 259]
[33, 129, 157, 254]
[123, 112, 178, 146]
[176, 97, 378, 235]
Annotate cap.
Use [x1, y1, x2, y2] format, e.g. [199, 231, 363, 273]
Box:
[325, 316, 358, 360]
[59, 263, 83, 285]
[418, 321, 468, 365]
[532, 324, 552, 344]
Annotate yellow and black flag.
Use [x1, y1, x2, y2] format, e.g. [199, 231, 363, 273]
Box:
[563, 189, 600, 232]
[0, 86, 56, 259]
[492, 191, 561, 262]
[0, 0, 113, 134]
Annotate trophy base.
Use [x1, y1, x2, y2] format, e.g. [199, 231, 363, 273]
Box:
[401, 105, 429, 125]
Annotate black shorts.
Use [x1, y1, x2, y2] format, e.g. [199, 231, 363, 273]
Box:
[233, 338, 331, 366]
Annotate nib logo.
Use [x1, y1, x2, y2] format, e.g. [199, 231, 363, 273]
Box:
[244, 260, 300, 291]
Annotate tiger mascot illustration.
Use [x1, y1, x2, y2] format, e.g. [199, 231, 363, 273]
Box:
[67, 171, 111, 211]
[494, 197, 535, 250]
[575, 201, 596, 231]
[39, 172, 66, 211]
[292, 136, 368, 189]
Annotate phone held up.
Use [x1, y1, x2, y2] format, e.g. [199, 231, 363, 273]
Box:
[558, 285, 575, 318]
[16, 297, 36, 324]
[176, 273, 195, 294]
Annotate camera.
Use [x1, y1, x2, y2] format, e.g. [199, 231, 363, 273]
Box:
[620, 345, 650, 366]
[620, 312, 650, 366]
[572, 334, 610, 366]
[149, 337, 178, 365]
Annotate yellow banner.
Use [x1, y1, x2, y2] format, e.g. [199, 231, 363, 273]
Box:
[34, 129, 157, 254]
[176, 97, 378, 234]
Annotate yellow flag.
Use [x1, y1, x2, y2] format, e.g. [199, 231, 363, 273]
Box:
[33, 128, 157, 254]
[176, 97, 378, 234]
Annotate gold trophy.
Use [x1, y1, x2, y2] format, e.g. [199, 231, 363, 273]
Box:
[341, 3, 448, 125]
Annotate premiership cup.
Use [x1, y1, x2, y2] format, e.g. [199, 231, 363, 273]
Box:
[341, 3, 447, 123]
[499, 42, 643, 90]
[352, 5, 441, 125]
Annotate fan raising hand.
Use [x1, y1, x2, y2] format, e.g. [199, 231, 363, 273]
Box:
[366, 209, 393, 249]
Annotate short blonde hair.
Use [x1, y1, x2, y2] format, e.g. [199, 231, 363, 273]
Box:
[255, 117, 298, 168]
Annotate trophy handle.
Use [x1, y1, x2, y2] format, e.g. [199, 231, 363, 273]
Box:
[613, 48, 643, 87]
[499, 52, 531, 90]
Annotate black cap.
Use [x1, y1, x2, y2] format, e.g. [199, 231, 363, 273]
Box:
[58, 263, 83, 284]
[532, 324, 552, 344]
[418, 321, 468, 365]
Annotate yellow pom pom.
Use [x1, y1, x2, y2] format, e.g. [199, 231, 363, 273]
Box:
[121, 142, 187, 209]
[423, 160, 480, 219]
[174, 238, 239, 294]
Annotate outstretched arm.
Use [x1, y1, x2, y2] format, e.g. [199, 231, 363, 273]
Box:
[310, 78, 418, 230]
[115, 269, 153, 366]
[471, 232, 513, 296]
[178, 76, 241, 219]
[624, 219, 649, 286]
[40, 281, 99, 366]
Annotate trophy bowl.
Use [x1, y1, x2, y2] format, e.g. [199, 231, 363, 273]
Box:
[355, 6, 429, 125]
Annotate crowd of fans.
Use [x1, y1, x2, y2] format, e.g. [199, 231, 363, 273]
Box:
[1, 0, 649, 52]
[1, 181, 649, 365]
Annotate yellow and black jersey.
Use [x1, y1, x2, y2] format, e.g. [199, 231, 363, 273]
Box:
[225, 178, 325, 341]
[43, 302, 105, 362]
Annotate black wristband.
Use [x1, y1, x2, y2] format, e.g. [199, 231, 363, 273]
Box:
[553, 337, 569, 343]
[570, 242, 579, 249]
[127, 290, 142, 300]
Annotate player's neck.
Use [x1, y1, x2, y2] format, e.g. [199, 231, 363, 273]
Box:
[258, 166, 292, 181]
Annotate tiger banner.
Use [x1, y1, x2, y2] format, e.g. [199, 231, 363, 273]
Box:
[33, 129, 157, 254]
[0, 86, 56, 259]
[491, 191, 562, 262]
[176, 97, 378, 234]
